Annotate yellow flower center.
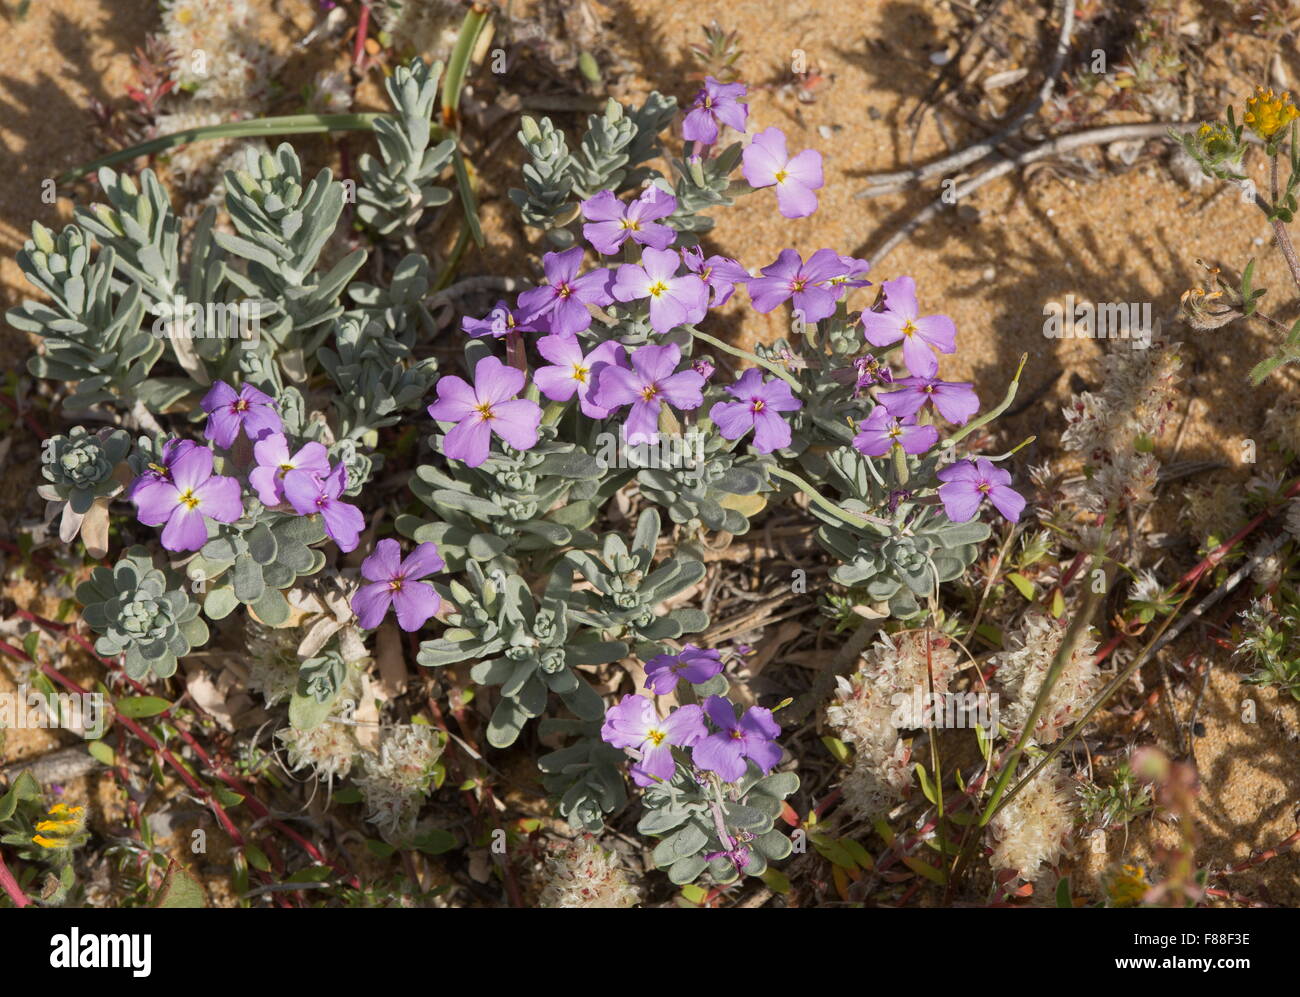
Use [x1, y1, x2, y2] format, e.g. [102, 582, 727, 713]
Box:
[178, 489, 200, 510]
[901, 320, 918, 338]
[647, 280, 668, 297]
[647, 728, 666, 746]
[641, 384, 660, 401]
[475, 401, 496, 421]
[774, 169, 789, 184]
[619, 218, 641, 231]
[572, 363, 589, 384]
[751, 399, 765, 413]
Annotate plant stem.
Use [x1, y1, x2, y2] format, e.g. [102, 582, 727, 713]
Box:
[941, 353, 1027, 449]
[689, 329, 802, 392]
[767, 465, 891, 529]
[58, 114, 390, 183]
[0, 850, 30, 908]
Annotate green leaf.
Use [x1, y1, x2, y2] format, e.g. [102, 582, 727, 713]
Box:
[244, 844, 271, 873]
[117, 696, 171, 719]
[87, 739, 116, 767]
[150, 861, 206, 908]
[1006, 571, 1036, 601]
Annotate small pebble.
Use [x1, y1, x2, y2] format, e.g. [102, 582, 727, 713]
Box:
[982, 266, 995, 282]
[818, 125, 832, 140]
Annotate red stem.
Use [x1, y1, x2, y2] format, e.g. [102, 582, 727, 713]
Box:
[0, 850, 31, 908]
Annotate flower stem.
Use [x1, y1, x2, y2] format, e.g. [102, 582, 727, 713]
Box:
[688, 329, 802, 392]
[940, 353, 1027, 449]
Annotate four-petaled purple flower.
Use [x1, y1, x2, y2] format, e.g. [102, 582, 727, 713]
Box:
[351, 538, 446, 631]
[533, 333, 627, 418]
[515, 247, 613, 337]
[936, 458, 1025, 523]
[283, 462, 365, 553]
[127, 438, 198, 507]
[879, 375, 980, 426]
[853, 354, 893, 394]
[861, 275, 957, 378]
[742, 127, 824, 218]
[461, 299, 545, 338]
[581, 187, 678, 256]
[601, 694, 706, 786]
[682, 246, 750, 307]
[200, 381, 282, 449]
[426, 355, 543, 468]
[747, 248, 843, 323]
[692, 695, 783, 782]
[611, 246, 709, 335]
[852, 406, 938, 457]
[709, 367, 803, 454]
[644, 644, 724, 695]
[681, 76, 748, 145]
[592, 342, 705, 444]
[131, 443, 243, 552]
[249, 433, 330, 507]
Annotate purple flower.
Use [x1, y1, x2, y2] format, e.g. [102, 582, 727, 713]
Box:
[854, 354, 893, 394]
[461, 300, 545, 338]
[644, 644, 724, 695]
[581, 187, 677, 256]
[351, 538, 445, 631]
[200, 381, 281, 449]
[533, 334, 627, 418]
[426, 355, 543, 468]
[682, 246, 750, 307]
[746, 248, 843, 323]
[861, 276, 957, 378]
[852, 405, 938, 456]
[601, 694, 706, 786]
[127, 438, 199, 508]
[284, 462, 364, 553]
[830, 254, 873, 289]
[936, 458, 1025, 523]
[131, 444, 243, 552]
[709, 367, 802, 453]
[682, 76, 748, 145]
[691, 695, 782, 782]
[742, 127, 824, 218]
[515, 247, 613, 337]
[693, 357, 716, 381]
[611, 246, 709, 335]
[592, 342, 705, 445]
[248, 433, 330, 507]
[879, 375, 980, 426]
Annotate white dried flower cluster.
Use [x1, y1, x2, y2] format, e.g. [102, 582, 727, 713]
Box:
[1181, 480, 1247, 545]
[992, 613, 1100, 744]
[160, 0, 277, 104]
[988, 758, 1077, 881]
[278, 715, 360, 784]
[825, 631, 959, 821]
[1263, 396, 1300, 458]
[158, 0, 283, 185]
[309, 70, 354, 115]
[243, 619, 302, 706]
[1286, 497, 1300, 542]
[277, 671, 364, 783]
[1059, 344, 1182, 511]
[1250, 537, 1286, 588]
[356, 724, 445, 839]
[377, 0, 463, 60]
[537, 837, 640, 908]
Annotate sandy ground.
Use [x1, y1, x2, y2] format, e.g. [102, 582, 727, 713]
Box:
[0, 0, 1297, 903]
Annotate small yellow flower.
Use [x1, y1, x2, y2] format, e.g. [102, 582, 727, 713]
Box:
[1108, 863, 1149, 907]
[32, 834, 72, 850]
[1243, 86, 1300, 140]
[30, 802, 86, 850]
